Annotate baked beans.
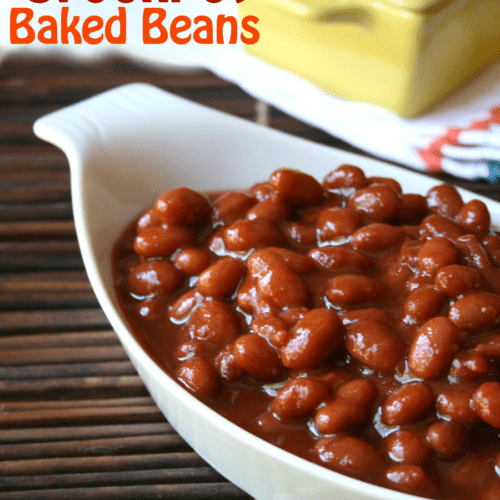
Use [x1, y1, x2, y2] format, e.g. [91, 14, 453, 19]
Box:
[113, 165, 500, 499]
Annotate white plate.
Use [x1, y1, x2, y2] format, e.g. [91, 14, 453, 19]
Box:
[33, 83, 500, 500]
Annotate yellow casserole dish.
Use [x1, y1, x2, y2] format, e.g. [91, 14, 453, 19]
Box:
[238, 0, 500, 117]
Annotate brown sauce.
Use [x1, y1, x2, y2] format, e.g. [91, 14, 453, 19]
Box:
[112, 165, 500, 499]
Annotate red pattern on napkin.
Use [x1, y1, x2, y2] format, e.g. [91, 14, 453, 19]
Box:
[418, 107, 500, 172]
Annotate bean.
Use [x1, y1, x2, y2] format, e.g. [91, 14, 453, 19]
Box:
[175, 339, 206, 360]
[272, 378, 330, 420]
[345, 320, 405, 373]
[427, 184, 464, 218]
[456, 234, 494, 272]
[308, 247, 372, 272]
[476, 334, 500, 357]
[169, 290, 203, 322]
[155, 187, 210, 226]
[251, 314, 289, 347]
[283, 222, 317, 247]
[316, 207, 361, 242]
[382, 382, 434, 426]
[405, 274, 435, 293]
[251, 295, 280, 319]
[176, 356, 220, 397]
[339, 308, 390, 327]
[408, 317, 459, 379]
[215, 344, 244, 381]
[383, 262, 413, 289]
[397, 193, 428, 224]
[315, 435, 383, 479]
[326, 274, 382, 308]
[235, 274, 256, 313]
[315, 398, 360, 434]
[279, 308, 343, 369]
[279, 306, 309, 327]
[174, 247, 211, 276]
[426, 420, 468, 459]
[351, 223, 405, 253]
[187, 300, 240, 344]
[367, 176, 402, 195]
[348, 185, 401, 223]
[384, 464, 437, 496]
[448, 292, 500, 333]
[322, 164, 367, 191]
[223, 219, 284, 252]
[257, 264, 309, 309]
[134, 226, 194, 258]
[246, 195, 289, 223]
[435, 264, 481, 297]
[444, 455, 489, 491]
[456, 199, 491, 238]
[417, 237, 459, 276]
[136, 208, 160, 233]
[269, 168, 324, 206]
[403, 286, 444, 325]
[449, 349, 490, 383]
[197, 257, 245, 298]
[212, 191, 255, 225]
[436, 388, 476, 426]
[247, 247, 313, 277]
[420, 214, 465, 240]
[315, 379, 376, 435]
[473, 381, 500, 428]
[385, 430, 431, 465]
[336, 378, 377, 407]
[207, 227, 225, 254]
[128, 260, 182, 297]
[482, 234, 500, 266]
[234, 334, 282, 381]
[398, 238, 420, 268]
[250, 182, 273, 202]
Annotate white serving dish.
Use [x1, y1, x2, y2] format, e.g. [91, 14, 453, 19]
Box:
[33, 83, 500, 500]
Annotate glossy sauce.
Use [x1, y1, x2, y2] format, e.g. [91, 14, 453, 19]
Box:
[113, 166, 500, 499]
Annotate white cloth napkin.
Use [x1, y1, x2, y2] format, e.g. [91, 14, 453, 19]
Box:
[3, 1, 500, 182]
[209, 46, 500, 183]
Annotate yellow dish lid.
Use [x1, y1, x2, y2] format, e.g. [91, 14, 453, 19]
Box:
[269, 0, 459, 20]
[383, 0, 455, 11]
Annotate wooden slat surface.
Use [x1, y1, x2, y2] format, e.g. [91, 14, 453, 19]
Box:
[1, 53, 498, 500]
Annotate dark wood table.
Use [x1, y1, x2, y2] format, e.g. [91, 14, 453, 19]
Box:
[1, 54, 499, 500]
